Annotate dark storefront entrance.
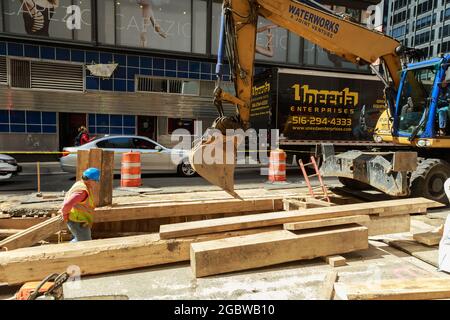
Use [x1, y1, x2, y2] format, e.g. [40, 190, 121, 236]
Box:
[137, 116, 157, 140]
[59, 112, 87, 150]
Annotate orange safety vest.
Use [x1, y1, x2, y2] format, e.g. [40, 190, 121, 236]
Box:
[65, 180, 95, 225]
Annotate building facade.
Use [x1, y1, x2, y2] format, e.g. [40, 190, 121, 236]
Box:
[0, 0, 377, 153]
[385, 0, 450, 58]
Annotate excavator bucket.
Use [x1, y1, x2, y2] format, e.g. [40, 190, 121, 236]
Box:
[189, 133, 242, 199]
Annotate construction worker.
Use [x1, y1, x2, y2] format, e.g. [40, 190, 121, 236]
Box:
[58, 167, 100, 242]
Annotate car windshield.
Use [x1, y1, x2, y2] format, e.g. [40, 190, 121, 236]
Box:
[398, 65, 437, 136]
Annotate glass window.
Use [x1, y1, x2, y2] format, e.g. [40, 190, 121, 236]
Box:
[255, 18, 287, 63]
[211, 0, 222, 55]
[2, 0, 92, 41]
[98, 0, 115, 45]
[116, 0, 191, 52]
[193, 0, 207, 54]
[168, 118, 194, 134]
[398, 65, 437, 136]
[97, 137, 134, 148]
[287, 32, 301, 64]
[133, 138, 156, 149]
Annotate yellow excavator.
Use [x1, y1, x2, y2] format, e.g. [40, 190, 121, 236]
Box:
[190, 0, 450, 204]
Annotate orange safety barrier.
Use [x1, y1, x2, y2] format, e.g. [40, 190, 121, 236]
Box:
[121, 152, 142, 187]
[268, 149, 287, 183]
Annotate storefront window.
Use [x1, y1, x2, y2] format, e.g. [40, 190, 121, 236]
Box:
[168, 118, 194, 134]
[2, 0, 92, 41]
[193, 0, 207, 54]
[116, 0, 192, 52]
[98, 0, 115, 45]
[256, 18, 287, 63]
[287, 32, 301, 64]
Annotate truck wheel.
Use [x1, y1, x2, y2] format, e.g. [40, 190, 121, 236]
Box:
[337, 177, 372, 190]
[410, 159, 450, 204]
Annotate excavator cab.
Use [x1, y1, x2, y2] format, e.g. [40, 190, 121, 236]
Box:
[390, 55, 450, 145]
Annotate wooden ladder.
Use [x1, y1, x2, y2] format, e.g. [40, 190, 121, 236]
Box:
[298, 156, 330, 203]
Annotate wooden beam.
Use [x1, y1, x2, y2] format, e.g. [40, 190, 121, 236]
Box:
[0, 227, 280, 285]
[99, 150, 114, 207]
[160, 198, 440, 239]
[94, 198, 283, 223]
[364, 215, 410, 236]
[284, 215, 369, 231]
[0, 216, 65, 251]
[190, 225, 368, 278]
[0, 217, 49, 230]
[321, 271, 339, 300]
[323, 255, 347, 267]
[413, 232, 442, 246]
[76, 150, 90, 181]
[334, 278, 450, 300]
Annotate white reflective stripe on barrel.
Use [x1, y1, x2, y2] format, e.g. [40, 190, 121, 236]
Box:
[269, 170, 286, 175]
[121, 174, 141, 179]
[121, 162, 141, 168]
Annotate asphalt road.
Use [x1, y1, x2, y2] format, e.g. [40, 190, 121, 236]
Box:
[0, 163, 313, 194]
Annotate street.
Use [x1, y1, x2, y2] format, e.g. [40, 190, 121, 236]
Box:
[0, 162, 318, 195]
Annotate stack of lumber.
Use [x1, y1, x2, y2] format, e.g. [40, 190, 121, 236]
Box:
[157, 198, 442, 277]
[334, 277, 450, 300]
[0, 227, 280, 285]
[0, 197, 284, 251]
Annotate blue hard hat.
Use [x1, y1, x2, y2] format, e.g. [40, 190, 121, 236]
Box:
[83, 167, 101, 182]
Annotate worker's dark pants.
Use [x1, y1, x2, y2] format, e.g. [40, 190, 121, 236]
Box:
[67, 221, 92, 242]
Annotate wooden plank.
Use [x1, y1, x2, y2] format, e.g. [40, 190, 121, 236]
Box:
[413, 232, 442, 246]
[0, 227, 280, 285]
[190, 225, 368, 278]
[0, 216, 65, 251]
[0, 218, 49, 229]
[160, 198, 439, 239]
[89, 148, 103, 207]
[364, 215, 410, 236]
[323, 255, 347, 267]
[334, 278, 450, 300]
[284, 215, 369, 231]
[321, 271, 338, 300]
[95, 198, 283, 223]
[76, 150, 90, 181]
[306, 198, 336, 208]
[99, 150, 114, 207]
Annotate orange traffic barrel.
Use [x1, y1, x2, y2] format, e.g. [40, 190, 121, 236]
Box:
[121, 152, 141, 187]
[268, 149, 286, 182]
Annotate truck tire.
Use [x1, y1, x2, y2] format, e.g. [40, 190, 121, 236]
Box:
[410, 158, 450, 204]
[338, 177, 372, 190]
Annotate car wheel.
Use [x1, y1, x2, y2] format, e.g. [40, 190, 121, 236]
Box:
[178, 159, 196, 177]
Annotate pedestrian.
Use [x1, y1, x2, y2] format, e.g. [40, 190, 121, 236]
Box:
[58, 167, 100, 242]
[74, 126, 94, 146]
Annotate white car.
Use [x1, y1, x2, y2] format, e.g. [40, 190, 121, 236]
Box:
[0, 154, 21, 180]
[60, 135, 196, 177]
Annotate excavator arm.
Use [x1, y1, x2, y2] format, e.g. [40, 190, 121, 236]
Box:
[190, 0, 404, 196]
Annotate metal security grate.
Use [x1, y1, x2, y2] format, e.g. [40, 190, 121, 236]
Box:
[10, 59, 31, 88]
[31, 61, 84, 91]
[0, 57, 7, 84]
[137, 76, 199, 95]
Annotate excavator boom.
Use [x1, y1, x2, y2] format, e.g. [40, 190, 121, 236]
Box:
[191, 0, 404, 196]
